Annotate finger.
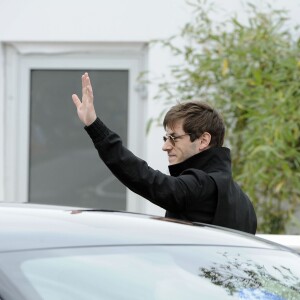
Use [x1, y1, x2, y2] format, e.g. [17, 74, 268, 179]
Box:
[83, 73, 92, 102]
[72, 94, 81, 108]
[82, 73, 89, 95]
[81, 74, 86, 98]
[86, 76, 94, 101]
[86, 75, 90, 86]
[87, 85, 93, 99]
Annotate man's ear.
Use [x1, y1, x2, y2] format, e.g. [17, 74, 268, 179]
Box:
[199, 132, 211, 150]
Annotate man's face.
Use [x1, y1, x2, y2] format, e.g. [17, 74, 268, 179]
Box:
[162, 119, 201, 165]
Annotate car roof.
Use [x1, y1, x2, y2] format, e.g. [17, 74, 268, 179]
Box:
[0, 203, 292, 253]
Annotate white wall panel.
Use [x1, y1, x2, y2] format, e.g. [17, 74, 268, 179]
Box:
[0, 0, 298, 216]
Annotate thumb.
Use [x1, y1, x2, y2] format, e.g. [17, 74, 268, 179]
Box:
[72, 94, 81, 108]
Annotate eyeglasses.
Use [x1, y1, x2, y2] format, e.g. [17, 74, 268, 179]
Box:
[163, 133, 191, 146]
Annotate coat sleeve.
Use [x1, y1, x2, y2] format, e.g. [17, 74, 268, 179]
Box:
[85, 118, 216, 213]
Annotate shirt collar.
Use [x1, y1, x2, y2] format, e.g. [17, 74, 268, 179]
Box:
[168, 147, 231, 177]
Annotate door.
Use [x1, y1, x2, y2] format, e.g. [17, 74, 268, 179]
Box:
[4, 42, 147, 211]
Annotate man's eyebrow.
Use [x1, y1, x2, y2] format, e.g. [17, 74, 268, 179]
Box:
[166, 131, 176, 136]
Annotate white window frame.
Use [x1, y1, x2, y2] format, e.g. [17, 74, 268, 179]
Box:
[3, 42, 148, 212]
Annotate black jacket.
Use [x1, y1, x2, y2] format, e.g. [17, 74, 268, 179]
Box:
[85, 117, 257, 234]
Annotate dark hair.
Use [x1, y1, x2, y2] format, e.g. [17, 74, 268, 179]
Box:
[163, 101, 225, 147]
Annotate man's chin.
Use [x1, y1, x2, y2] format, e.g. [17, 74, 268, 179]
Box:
[168, 157, 177, 165]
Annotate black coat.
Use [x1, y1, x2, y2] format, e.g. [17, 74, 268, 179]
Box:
[167, 149, 257, 233]
[85, 118, 257, 234]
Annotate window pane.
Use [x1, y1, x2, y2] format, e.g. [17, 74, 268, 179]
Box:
[2, 246, 300, 299]
[29, 70, 128, 210]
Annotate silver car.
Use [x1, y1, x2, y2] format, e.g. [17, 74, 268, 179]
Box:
[0, 203, 300, 300]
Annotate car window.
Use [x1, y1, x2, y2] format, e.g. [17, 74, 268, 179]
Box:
[1, 246, 300, 300]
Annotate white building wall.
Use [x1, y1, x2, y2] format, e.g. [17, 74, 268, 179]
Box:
[0, 44, 4, 203]
[0, 0, 298, 215]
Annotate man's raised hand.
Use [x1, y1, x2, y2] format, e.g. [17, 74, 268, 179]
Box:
[72, 72, 97, 126]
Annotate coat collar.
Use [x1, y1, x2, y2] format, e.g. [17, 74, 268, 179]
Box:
[168, 147, 232, 177]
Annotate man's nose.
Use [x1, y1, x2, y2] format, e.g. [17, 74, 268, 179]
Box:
[162, 138, 173, 151]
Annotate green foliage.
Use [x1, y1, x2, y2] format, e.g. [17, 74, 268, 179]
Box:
[151, 0, 300, 233]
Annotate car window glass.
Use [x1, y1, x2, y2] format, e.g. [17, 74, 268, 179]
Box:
[2, 246, 300, 300]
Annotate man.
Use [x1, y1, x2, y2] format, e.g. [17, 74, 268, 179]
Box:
[72, 73, 257, 234]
